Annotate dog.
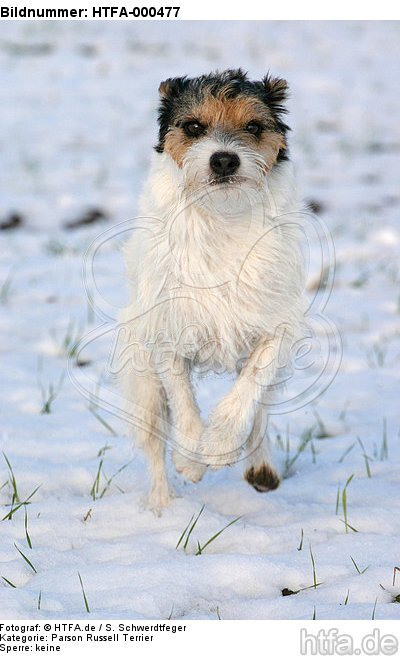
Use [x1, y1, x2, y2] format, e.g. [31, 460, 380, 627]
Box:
[118, 69, 307, 513]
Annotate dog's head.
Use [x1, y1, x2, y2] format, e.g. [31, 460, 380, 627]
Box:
[155, 68, 290, 205]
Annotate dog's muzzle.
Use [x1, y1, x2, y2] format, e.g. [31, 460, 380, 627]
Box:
[209, 151, 240, 182]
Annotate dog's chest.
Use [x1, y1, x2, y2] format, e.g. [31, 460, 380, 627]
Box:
[142, 218, 279, 367]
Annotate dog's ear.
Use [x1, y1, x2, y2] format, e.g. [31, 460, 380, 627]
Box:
[155, 77, 189, 153]
[158, 79, 173, 99]
[262, 74, 289, 111]
[158, 76, 188, 100]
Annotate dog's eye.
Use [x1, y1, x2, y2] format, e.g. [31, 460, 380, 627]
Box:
[182, 121, 205, 138]
[245, 122, 264, 136]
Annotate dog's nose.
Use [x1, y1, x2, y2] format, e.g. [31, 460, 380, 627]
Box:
[209, 151, 240, 177]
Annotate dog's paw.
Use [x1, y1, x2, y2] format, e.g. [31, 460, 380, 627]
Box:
[244, 463, 280, 492]
[198, 425, 243, 469]
[146, 483, 176, 516]
[173, 450, 207, 482]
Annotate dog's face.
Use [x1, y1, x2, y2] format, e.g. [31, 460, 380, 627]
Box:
[155, 69, 290, 204]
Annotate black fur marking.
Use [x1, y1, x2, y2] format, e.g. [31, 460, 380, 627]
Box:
[155, 68, 291, 154]
[244, 463, 280, 492]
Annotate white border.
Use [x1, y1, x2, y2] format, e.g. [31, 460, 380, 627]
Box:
[0, 0, 399, 20]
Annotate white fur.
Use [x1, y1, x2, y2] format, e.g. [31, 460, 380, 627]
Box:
[119, 136, 306, 513]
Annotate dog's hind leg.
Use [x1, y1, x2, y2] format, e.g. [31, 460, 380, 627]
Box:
[243, 404, 280, 492]
[125, 369, 173, 514]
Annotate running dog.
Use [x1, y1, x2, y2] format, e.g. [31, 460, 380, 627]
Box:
[119, 69, 306, 513]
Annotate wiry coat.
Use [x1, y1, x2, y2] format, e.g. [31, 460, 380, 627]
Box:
[119, 70, 307, 513]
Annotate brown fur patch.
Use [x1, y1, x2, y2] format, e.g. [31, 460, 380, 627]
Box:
[258, 132, 286, 172]
[164, 94, 285, 168]
[164, 128, 194, 168]
[244, 463, 280, 492]
[194, 95, 272, 130]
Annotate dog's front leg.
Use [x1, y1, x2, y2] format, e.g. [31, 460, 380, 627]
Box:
[243, 402, 280, 492]
[159, 356, 207, 482]
[200, 333, 284, 467]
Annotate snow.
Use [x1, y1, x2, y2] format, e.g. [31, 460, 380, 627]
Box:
[0, 20, 400, 620]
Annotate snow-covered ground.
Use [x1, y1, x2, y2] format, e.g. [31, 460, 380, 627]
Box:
[0, 20, 400, 620]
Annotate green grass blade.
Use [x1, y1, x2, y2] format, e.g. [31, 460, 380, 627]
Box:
[380, 418, 388, 460]
[90, 459, 103, 500]
[183, 504, 205, 551]
[350, 555, 361, 574]
[2, 452, 19, 504]
[97, 444, 111, 458]
[335, 483, 341, 515]
[24, 507, 32, 549]
[309, 544, 317, 589]
[175, 515, 195, 549]
[342, 474, 354, 534]
[338, 442, 355, 463]
[78, 572, 90, 613]
[284, 431, 313, 475]
[295, 582, 324, 593]
[2, 485, 41, 521]
[89, 408, 117, 436]
[297, 528, 304, 551]
[350, 555, 369, 574]
[339, 519, 358, 533]
[98, 460, 133, 499]
[14, 543, 37, 573]
[196, 515, 242, 555]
